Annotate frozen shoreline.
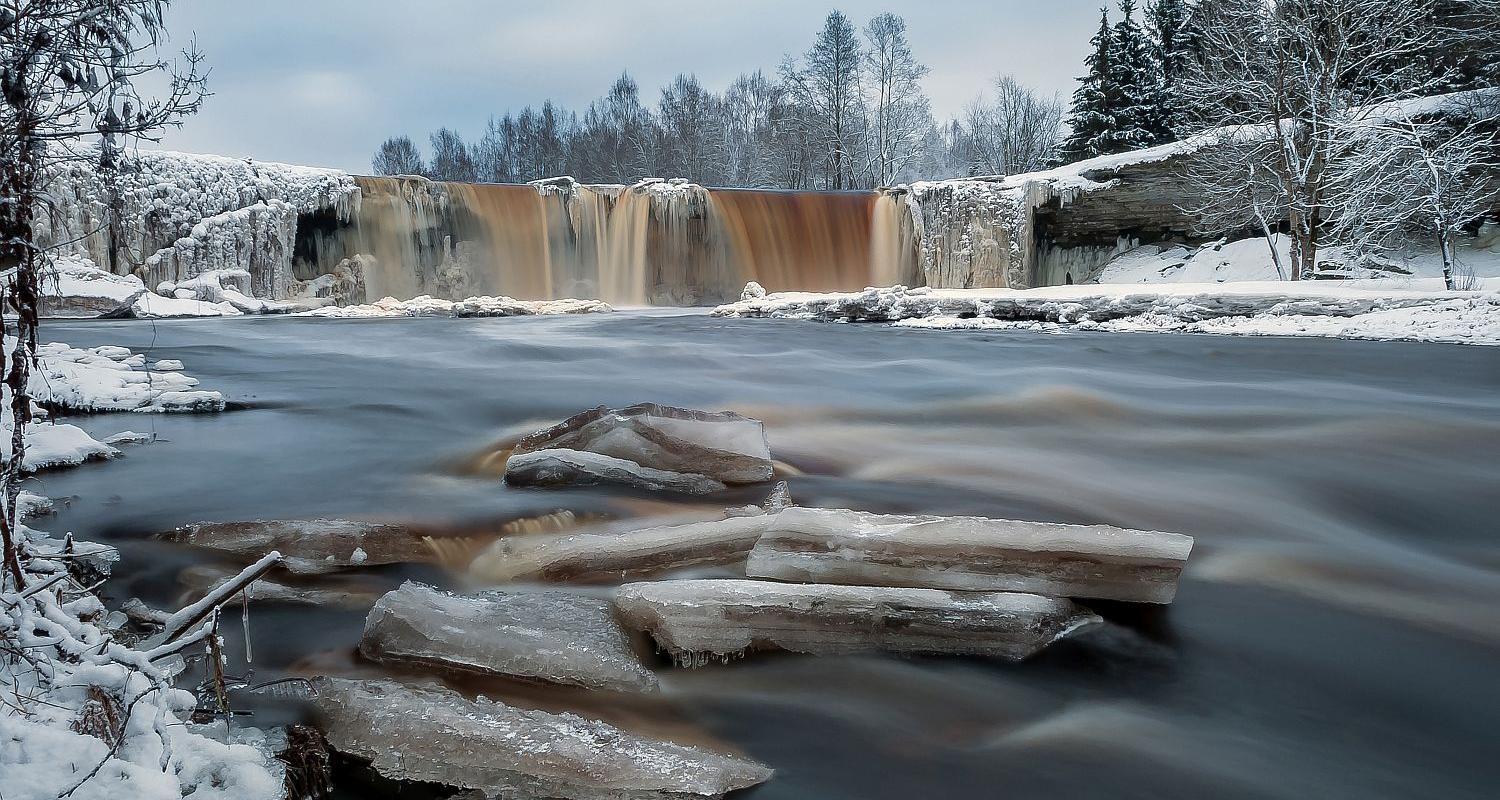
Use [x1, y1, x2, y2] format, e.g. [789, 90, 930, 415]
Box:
[713, 282, 1500, 346]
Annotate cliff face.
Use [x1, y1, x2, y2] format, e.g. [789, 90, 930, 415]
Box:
[39, 148, 359, 298]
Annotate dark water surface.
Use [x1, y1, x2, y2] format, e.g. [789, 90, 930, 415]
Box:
[36, 312, 1500, 800]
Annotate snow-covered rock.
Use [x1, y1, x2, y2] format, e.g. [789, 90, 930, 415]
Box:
[714, 282, 1500, 346]
[746, 507, 1194, 604]
[28, 340, 225, 412]
[359, 582, 659, 692]
[311, 677, 772, 799]
[296, 294, 613, 318]
[614, 579, 1101, 664]
[17, 422, 119, 471]
[38, 254, 147, 317]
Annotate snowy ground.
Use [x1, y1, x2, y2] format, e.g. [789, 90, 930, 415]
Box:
[1, 345, 283, 800]
[714, 281, 1500, 346]
[1094, 228, 1500, 288]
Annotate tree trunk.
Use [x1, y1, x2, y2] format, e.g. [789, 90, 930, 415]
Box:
[1438, 227, 1456, 291]
[1288, 209, 1316, 281]
[0, 135, 40, 591]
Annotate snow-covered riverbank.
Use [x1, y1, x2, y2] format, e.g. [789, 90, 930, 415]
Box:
[713, 282, 1500, 346]
[1, 344, 283, 800]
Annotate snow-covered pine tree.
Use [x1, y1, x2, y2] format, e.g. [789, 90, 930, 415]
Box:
[1061, 8, 1116, 162]
[1148, 0, 1191, 137]
[1105, 0, 1171, 152]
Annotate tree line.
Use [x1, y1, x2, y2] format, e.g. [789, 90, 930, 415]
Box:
[371, 11, 1066, 188]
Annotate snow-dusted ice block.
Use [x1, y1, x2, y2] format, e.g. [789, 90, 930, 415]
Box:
[511, 404, 774, 485]
[614, 579, 1100, 663]
[17, 422, 118, 471]
[470, 512, 774, 583]
[506, 448, 727, 495]
[746, 508, 1194, 604]
[162, 518, 433, 574]
[360, 582, 658, 692]
[311, 678, 772, 799]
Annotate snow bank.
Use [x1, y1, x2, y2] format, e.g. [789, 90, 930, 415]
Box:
[28, 340, 226, 412]
[714, 283, 1500, 346]
[298, 294, 613, 318]
[1096, 231, 1500, 287]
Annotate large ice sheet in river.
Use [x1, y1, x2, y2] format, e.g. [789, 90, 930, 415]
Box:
[311, 678, 772, 800]
[506, 448, 728, 494]
[746, 507, 1193, 603]
[359, 581, 658, 692]
[614, 579, 1099, 663]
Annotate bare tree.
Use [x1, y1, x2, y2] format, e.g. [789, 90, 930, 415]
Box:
[371, 135, 426, 176]
[1180, 0, 1500, 280]
[1328, 111, 1500, 289]
[963, 75, 1063, 176]
[2, 0, 206, 588]
[862, 13, 930, 186]
[428, 127, 477, 181]
[787, 11, 865, 189]
[656, 73, 727, 184]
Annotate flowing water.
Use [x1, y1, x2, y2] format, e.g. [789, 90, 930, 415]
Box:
[35, 313, 1500, 800]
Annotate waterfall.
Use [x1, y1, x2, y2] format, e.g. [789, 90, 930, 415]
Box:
[296, 177, 920, 305]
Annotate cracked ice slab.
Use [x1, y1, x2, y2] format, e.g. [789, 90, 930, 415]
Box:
[746, 507, 1193, 604]
[614, 579, 1100, 663]
[511, 404, 774, 485]
[310, 678, 772, 800]
[359, 582, 659, 692]
[506, 448, 727, 495]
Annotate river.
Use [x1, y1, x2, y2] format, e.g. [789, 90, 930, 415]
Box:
[35, 312, 1500, 800]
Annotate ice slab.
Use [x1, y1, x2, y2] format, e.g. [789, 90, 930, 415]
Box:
[506, 448, 727, 495]
[469, 512, 773, 584]
[511, 404, 773, 485]
[359, 582, 658, 692]
[746, 507, 1193, 604]
[162, 519, 434, 574]
[614, 579, 1100, 663]
[311, 678, 772, 799]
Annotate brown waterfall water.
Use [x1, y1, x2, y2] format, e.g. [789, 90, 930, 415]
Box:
[302, 178, 918, 305]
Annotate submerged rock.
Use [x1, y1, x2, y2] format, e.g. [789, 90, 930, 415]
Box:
[359, 582, 658, 692]
[746, 507, 1194, 604]
[162, 519, 434, 574]
[509, 404, 774, 486]
[614, 579, 1099, 663]
[506, 448, 727, 495]
[310, 678, 772, 800]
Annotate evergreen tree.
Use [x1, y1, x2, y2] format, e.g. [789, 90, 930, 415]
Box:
[1061, 8, 1116, 161]
[1148, 0, 1190, 136]
[1104, 0, 1169, 152]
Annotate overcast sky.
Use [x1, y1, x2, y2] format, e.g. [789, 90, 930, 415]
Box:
[152, 1, 1099, 173]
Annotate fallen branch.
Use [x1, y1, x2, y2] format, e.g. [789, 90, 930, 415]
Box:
[147, 551, 282, 648]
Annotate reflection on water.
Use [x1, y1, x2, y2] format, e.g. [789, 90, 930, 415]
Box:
[35, 312, 1500, 800]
